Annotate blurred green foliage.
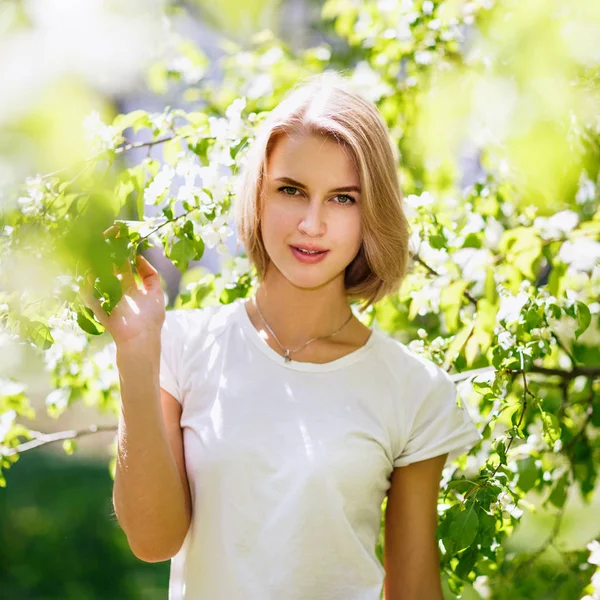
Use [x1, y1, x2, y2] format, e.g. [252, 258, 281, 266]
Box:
[1, 0, 599, 598]
[0, 450, 169, 599]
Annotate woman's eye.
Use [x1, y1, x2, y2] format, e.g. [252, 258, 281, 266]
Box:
[277, 186, 355, 206]
[278, 186, 298, 196]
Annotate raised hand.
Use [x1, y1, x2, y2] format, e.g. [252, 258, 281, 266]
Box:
[81, 252, 166, 349]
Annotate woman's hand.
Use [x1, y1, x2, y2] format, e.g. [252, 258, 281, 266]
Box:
[81, 252, 166, 349]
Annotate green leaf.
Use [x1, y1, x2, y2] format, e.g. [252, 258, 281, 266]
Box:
[447, 504, 479, 553]
[97, 273, 123, 312]
[113, 110, 152, 134]
[498, 227, 542, 279]
[574, 301, 591, 339]
[540, 410, 562, 447]
[20, 318, 55, 350]
[169, 238, 196, 272]
[547, 472, 569, 508]
[76, 306, 105, 336]
[163, 137, 182, 166]
[440, 279, 469, 333]
[516, 456, 539, 493]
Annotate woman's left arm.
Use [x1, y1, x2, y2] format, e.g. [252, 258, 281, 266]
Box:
[383, 453, 448, 600]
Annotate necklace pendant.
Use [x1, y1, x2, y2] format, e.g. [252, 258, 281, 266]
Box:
[284, 350, 292, 363]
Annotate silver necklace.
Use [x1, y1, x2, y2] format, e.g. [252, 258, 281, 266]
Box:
[253, 296, 354, 363]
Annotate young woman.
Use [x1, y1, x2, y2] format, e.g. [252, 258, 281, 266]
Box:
[84, 73, 482, 600]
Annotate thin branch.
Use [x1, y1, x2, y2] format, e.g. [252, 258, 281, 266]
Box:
[1, 424, 117, 457]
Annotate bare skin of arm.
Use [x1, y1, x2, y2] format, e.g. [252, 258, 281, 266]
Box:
[384, 453, 448, 600]
[112, 350, 192, 562]
[82, 248, 191, 562]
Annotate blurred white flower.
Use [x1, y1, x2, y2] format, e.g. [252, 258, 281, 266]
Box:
[198, 165, 230, 204]
[534, 210, 579, 240]
[453, 247, 493, 285]
[0, 379, 26, 398]
[149, 111, 175, 136]
[349, 62, 394, 102]
[16, 175, 45, 216]
[484, 217, 504, 250]
[83, 110, 119, 154]
[559, 239, 600, 272]
[0, 409, 17, 442]
[587, 540, 600, 566]
[144, 165, 175, 205]
[576, 171, 596, 204]
[497, 330, 516, 350]
[196, 214, 233, 250]
[45, 387, 70, 412]
[497, 290, 528, 324]
[225, 97, 247, 140]
[473, 575, 491, 599]
[415, 50, 433, 65]
[44, 309, 88, 370]
[422, 1, 434, 14]
[168, 55, 205, 85]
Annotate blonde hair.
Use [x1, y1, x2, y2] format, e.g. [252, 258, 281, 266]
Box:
[234, 72, 411, 313]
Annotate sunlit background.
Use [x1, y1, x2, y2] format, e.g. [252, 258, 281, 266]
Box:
[1, 0, 599, 598]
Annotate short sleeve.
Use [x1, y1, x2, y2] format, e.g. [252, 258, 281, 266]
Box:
[394, 366, 483, 469]
[159, 309, 188, 404]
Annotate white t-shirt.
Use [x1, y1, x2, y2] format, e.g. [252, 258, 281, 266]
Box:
[159, 298, 482, 600]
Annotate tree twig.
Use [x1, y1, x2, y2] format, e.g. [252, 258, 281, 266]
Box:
[1, 424, 117, 457]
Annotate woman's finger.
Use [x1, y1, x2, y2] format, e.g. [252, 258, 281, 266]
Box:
[134, 254, 160, 291]
[114, 257, 136, 292]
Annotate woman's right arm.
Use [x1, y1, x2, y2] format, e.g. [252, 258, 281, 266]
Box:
[112, 341, 192, 563]
[80, 242, 191, 563]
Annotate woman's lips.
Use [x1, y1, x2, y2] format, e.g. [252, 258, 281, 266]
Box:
[290, 245, 330, 264]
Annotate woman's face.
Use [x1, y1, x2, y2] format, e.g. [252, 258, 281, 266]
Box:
[260, 132, 363, 291]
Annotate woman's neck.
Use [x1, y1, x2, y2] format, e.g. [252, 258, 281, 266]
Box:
[251, 274, 354, 349]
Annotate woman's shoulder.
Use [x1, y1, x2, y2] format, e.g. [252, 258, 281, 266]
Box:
[164, 300, 240, 343]
[374, 328, 449, 385]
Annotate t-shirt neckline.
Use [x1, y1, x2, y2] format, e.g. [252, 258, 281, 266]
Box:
[234, 298, 378, 373]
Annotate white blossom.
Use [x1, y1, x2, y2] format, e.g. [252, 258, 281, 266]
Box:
[0, 409, 16, 442]
[534, 210, 579, 240]
[83, 110, 118, 154]
[559, 239, 600, 272]
[576, 171, 597, 204]
[168, 55, 205, 85]
[349, 62, 394, 102]
[473, 575, 491, 599]
[195, 214, 233, 250]
[93, 343, 119, 391]
[422, 1, 434, 15]
[0, 379, 26, 397]
[484, 217, 504, 250]
[587, 540, 600, 566]
[16, 175, 45, 217]
[44, 308, 88, 370]
[415, 50, 434, 65]
[198, 165, 230, 205]
[149, 111, 175, 136]
[45, 387, 70, 412]
[144, 165, 175, 205]
[497, 290, 528, 324]
[497, 330, 516, 350]
[453, 247, 493, 285]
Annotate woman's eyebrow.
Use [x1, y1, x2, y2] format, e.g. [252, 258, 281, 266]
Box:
[274, 176, 361, 194]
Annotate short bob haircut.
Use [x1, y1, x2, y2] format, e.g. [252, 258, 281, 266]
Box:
[234, 72, 411, 313]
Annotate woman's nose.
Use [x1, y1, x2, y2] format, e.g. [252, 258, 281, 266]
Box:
[298, 200, 326, 236]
